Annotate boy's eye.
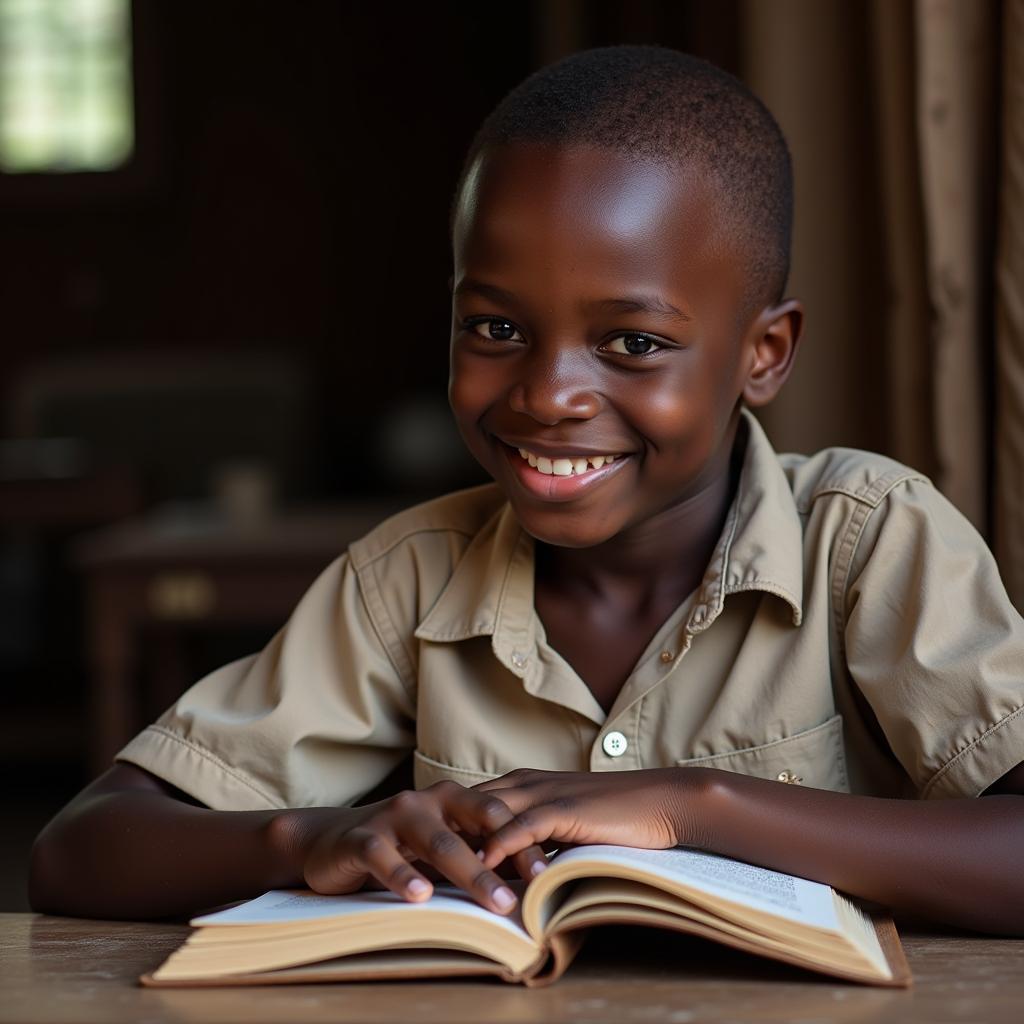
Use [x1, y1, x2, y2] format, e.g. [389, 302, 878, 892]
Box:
[603, 333, 662, 356]
[468, 318, 523, 342]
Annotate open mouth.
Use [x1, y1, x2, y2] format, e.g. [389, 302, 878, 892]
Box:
[497, 439, 631, 501]
[513, 446, 622, 477]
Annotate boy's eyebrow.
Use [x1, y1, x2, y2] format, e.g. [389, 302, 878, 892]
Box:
[592, 295, 692, 322]
[455, 280, 519, 306]
[456, 280, 691, 322]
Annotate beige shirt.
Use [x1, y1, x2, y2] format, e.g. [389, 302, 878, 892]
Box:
[118, 411, 1024, 809]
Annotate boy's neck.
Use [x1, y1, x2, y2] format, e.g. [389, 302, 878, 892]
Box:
[535, 421, 745, 611]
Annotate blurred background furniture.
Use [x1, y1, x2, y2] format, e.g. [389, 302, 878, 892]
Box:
[1, 351, 316, 769]
[8, 352, 313, 502]
[74, 501, 400, 774]
[0, 442, 143, 761]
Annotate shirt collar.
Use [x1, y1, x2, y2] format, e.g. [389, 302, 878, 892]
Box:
[414, 501, 536, 674]
[414, 408, 803, 656]
[686, 409, 804, 633]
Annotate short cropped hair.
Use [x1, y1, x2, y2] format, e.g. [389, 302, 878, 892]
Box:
[458, 45, 793, 313]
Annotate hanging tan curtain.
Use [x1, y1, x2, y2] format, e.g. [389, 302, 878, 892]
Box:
[743, 0, 1002, 531]
[912, 0, 996, 532]
[740, 0, 889, 459]
[995, 0, 1024, 609]
[870, 0, 936, 485]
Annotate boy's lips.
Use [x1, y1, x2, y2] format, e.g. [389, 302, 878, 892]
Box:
[496, 439, 631, 502]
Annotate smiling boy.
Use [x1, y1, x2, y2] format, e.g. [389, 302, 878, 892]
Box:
[31, 47, 1024, 934]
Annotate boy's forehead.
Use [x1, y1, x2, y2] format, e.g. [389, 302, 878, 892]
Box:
[453, 142, 736, 285]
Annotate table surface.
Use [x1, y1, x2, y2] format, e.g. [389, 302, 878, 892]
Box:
[2, 914, 1022, 1024]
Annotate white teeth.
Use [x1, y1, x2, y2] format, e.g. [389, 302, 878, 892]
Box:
[514, 445, 622, 476]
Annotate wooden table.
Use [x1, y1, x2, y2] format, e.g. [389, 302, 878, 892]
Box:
[2, 914, 1022, 1023]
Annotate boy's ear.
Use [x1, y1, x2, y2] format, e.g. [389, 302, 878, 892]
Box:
[742, 299, 804, 407]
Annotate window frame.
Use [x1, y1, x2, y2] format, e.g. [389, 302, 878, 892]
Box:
[0, 0, 160, 206]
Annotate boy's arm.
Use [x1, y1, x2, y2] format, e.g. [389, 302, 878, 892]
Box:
[475, 764, 1024, 935]
[29, 763, 312, 919]
[29, 763, 541, 920]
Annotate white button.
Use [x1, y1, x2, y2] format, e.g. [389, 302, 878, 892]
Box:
[602, 731, 628, 757]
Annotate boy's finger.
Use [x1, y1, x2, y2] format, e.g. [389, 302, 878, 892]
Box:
[400, 814, 519, 915]
[473, 778, 509, 792]
[440, 787, 548, 881]
[342, 827, 433, 903]
[478, 808, 560, 870]
[440, 784, 520, 831]
[463, 784, 535, 816]
[473, 778, 534, 799]
[511, 846, 550, 881]
[447, 785, 549, 881]
[437, 783, 531, 840]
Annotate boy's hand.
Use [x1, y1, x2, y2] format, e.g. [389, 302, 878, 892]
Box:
[296, 781, 547, 915]
[474, 768, 706, 870]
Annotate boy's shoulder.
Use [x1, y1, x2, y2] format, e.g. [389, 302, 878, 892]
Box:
[776, 444, 931, 515]
[347, 482, 506, 571]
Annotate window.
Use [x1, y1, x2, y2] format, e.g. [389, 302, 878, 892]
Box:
[0, 0, 133, 173]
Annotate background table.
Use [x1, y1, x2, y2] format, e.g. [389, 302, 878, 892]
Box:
[2, 914, 1022, 1023]
[74, 502, 399, 774]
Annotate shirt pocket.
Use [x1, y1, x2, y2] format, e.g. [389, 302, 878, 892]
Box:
[413, 749, 498, 789]
[675, 714, 849, 793]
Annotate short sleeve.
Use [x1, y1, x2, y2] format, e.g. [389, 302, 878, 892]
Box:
[844, 478, 1024, 799]
[116, 553, 417, 810]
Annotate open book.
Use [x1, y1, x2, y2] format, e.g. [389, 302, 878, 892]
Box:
[143, 845, 911, 988]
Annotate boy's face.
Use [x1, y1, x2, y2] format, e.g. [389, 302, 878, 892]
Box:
[449, 142, 794, 549]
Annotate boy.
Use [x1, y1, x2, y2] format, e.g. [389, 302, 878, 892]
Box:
[31, 47, 1024, 933]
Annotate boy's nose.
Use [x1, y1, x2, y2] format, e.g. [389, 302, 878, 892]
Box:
[506, 350, 601, 425]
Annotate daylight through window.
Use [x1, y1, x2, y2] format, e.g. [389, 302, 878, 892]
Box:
[0, 0, 133, 173]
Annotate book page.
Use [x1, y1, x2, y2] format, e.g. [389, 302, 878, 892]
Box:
[553, 846, 841, 930]
[193, 886, 529, 942]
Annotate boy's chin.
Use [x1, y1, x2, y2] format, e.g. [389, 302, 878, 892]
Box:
[511, 505, 624, 550]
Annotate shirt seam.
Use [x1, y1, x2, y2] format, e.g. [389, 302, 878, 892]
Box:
[570, 711, 587, 767]
[349, 526, 476, 573]
[132, 725, 284, 808]
[413, 748, 496, 781]
[831, 473, 923, 654]
[921, 702, 1024, 798]
[678, 713, 841, 763]
[831, 501, 873, 663]
[796, 470, 929, 515]
[636, 696, 646, 769]
[492, 525, 530, 647]
[354, 560, 418, 703]
[632, 699, 643, 769]
[690, 497, 741, 631]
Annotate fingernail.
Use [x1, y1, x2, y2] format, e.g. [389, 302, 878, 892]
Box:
[407, 878, 430, 898]
[476, 848, 486, 860]
[530, 859, 547, 877]
[492, 886, 516, 911]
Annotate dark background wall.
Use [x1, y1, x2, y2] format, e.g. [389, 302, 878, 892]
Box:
[0, 0, 740, 497]
[0, 0, 751, 911]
